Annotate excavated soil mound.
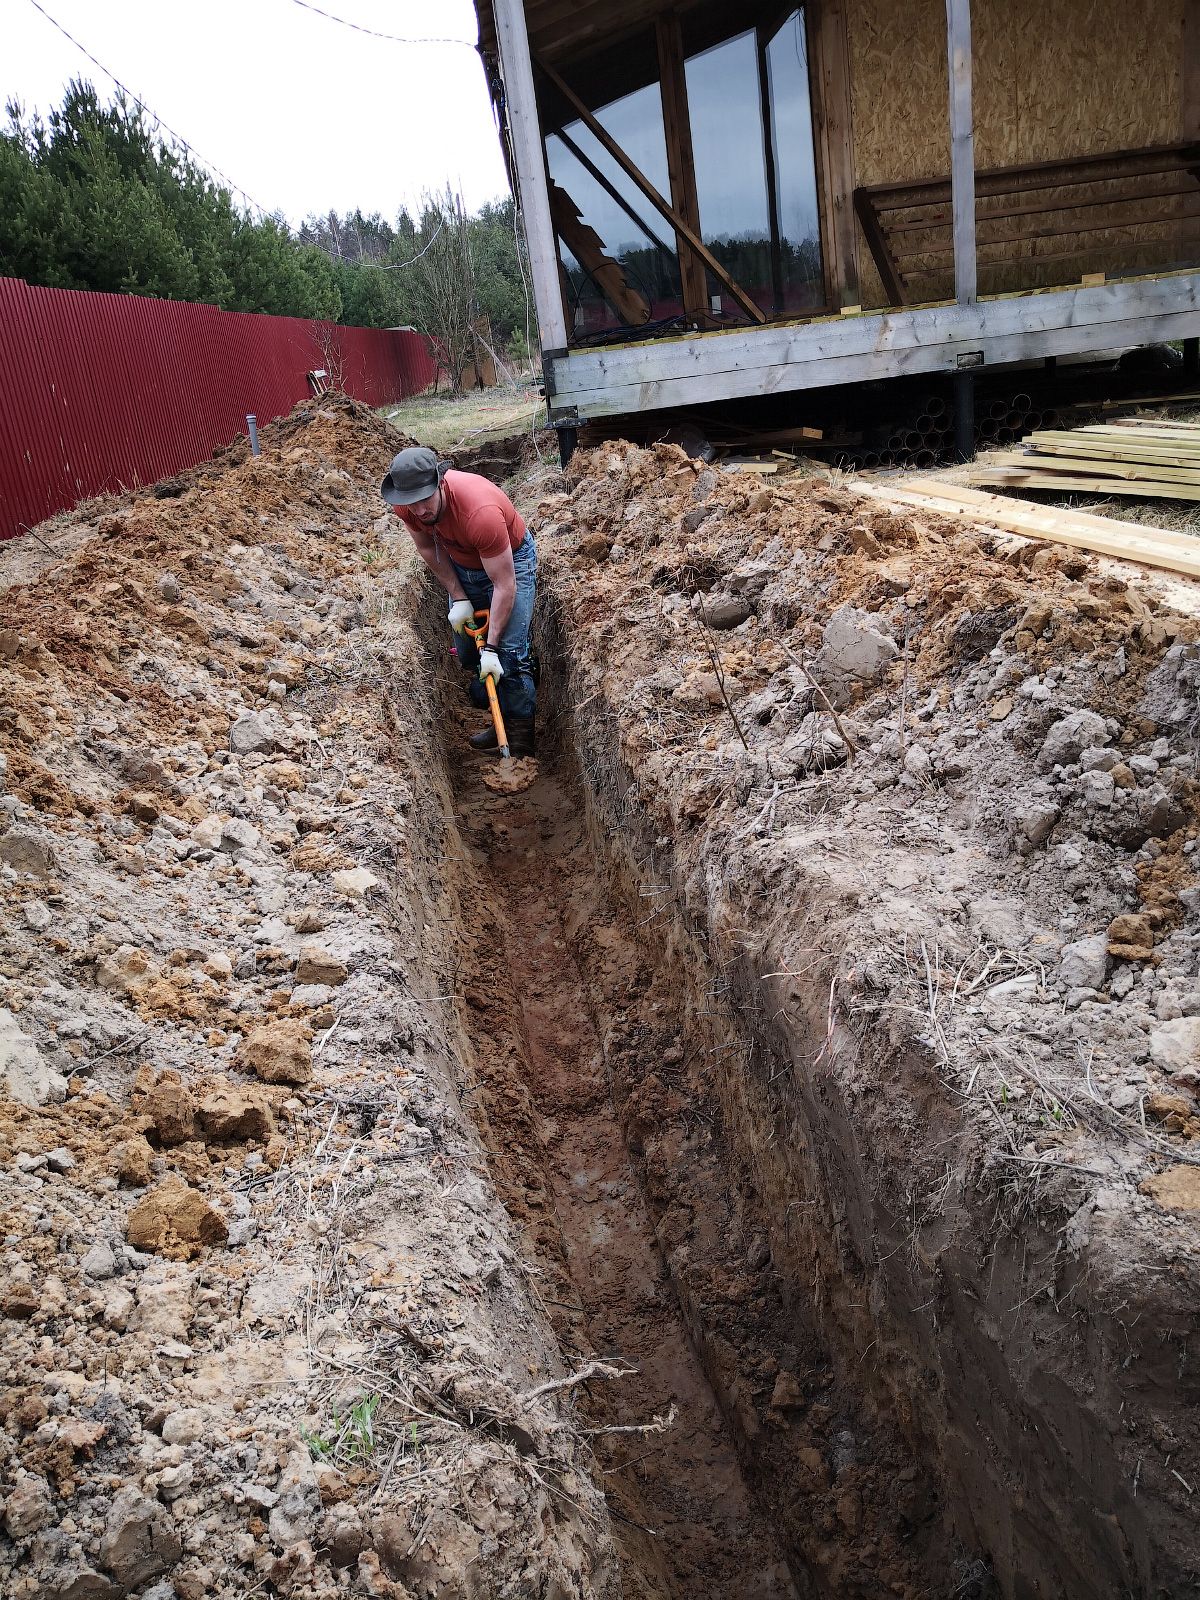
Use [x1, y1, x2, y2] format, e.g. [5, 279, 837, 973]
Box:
[0, 397, 620, 1600]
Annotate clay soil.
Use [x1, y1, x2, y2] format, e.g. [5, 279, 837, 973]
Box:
[442, 681, 808, 1597]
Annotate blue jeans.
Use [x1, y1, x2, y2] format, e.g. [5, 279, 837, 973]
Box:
[452, 534, 537, 720]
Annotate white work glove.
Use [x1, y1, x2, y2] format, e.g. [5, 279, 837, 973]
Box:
[447, 599, 474, 633]
[478, 648, 504, 683]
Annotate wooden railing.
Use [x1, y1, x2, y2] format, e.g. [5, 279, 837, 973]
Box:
[854, 143, 1200, 306]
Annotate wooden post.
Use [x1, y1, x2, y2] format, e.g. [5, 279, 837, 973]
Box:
[1185, 0, 1200, 140]
[810, 0, 859, 310]
[656, 12, 709, 320]
[946, 0, 977, 306]
[493, 0, 569, 353]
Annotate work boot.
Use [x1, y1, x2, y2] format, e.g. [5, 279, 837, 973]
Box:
[468, 716, 535, 756]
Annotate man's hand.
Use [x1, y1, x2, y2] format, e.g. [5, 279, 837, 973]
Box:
[447, 599, 474, 633]
[479, 648, 504, 683]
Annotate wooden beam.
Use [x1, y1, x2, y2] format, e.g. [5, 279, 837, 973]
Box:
[854, 188, 908, 305]
[945, 0, 976, 305]
[655, 12, 709, 321]
[492, 0, 569, 352]
[811, 0, 859, 310]
[534, 52, 768, 324]
[858, 144, 1200, 209]
[543, 272, 1200, 416]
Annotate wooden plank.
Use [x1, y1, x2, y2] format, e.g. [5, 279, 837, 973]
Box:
[1049, 425, 1200, 444]
[968, 470, 1200, 501]
[945, 0, 976, 306]
[1024, 432, 1200, 461]
[1115, 417, 1200, 429]
[811, 0, 860, 311]
[1022, 445, 1200, 470]
[893, 478, 1200, 550]
[535, 54, 768, 325]
[493, 0, 569, 353]
[857, 143, 1200, 208]
[892, 202, 1200, 259]
[886, 179, 1200, 232]
[983, 450, 1200, 484]
[1102, 388, 1200, 408]
[855, 479, 1200, 577]
[655, 12, 708, 321]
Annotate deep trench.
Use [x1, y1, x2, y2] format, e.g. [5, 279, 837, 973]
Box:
[438, 671, 802, 1598]
[419, 584, 970, 1600]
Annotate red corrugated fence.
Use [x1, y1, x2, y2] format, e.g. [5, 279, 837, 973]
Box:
[0, 277, 437, 540]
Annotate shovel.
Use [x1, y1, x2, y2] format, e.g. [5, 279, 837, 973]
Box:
[464, 609, 511, 761]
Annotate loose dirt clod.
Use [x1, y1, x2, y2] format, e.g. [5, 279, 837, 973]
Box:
[480, 756, 540, 794]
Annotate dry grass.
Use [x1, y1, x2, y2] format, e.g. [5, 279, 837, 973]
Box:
[383, 383, 545, 454]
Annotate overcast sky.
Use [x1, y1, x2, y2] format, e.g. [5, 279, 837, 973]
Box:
[5, 0, 511, 223]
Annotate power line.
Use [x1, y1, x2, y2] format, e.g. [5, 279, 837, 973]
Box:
[380, 219, 445, 269]
[285, 0, 476, 49]
[24, 0, 271, 216]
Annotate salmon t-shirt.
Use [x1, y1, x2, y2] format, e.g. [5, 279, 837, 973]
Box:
[393, 469, 527, 571]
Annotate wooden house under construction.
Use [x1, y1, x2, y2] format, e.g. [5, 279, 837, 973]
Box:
[472, 0, 1200, 450]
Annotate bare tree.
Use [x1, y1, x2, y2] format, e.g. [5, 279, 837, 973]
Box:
[401, 185, 478, 395]
[314, 323, 348, 392]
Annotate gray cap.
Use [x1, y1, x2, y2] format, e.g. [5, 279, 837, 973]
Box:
[381, 446, 447, 506]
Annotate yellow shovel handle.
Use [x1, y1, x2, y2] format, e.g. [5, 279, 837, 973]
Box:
[484, 672, 510, 757]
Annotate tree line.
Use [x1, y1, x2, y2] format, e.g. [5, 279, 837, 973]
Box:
[0, 80, 533, 354]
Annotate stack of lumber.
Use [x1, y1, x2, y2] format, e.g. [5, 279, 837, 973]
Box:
[854, 477, 1200, 579]
[968, 418, 1200, 502]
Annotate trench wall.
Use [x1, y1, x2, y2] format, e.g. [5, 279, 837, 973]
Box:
[538, 591, 1195, 1600]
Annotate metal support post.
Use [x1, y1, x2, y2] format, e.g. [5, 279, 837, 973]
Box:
[953, 372, 975, 462]
[556, 424, 578, 469]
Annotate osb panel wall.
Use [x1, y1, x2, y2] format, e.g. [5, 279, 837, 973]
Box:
[845, 0, 1186, 305]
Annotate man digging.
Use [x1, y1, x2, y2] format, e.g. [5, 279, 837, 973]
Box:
[382, 445, 537, 756]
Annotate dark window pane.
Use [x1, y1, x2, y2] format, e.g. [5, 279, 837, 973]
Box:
[765, 12, 825, 311]
[684, 11, 825, 320]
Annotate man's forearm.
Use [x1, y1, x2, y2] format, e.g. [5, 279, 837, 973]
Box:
[487, 581, 515, 645]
